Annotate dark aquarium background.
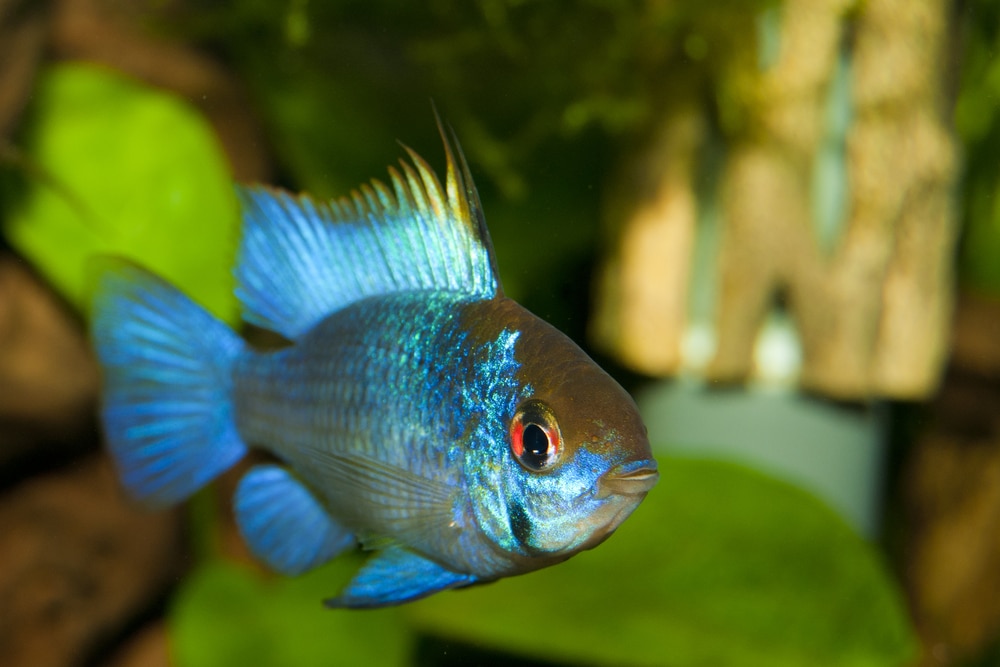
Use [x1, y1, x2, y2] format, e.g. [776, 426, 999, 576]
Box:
[1, 1, 999, 666]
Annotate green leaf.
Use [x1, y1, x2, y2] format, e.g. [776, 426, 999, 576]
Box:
[405, 456, 917, 667]
[3, 63, 238, 323]
[171, 557, 412, 667]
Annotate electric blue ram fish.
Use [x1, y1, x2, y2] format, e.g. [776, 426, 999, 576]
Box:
[91, 121, 658, 608]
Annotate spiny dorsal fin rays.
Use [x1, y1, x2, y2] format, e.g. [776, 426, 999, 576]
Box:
[402, 146, 448, 221]
[234, 120, 501, 341]
[395, 159, 455, 291]
[401, 147, 465, 293]
[440, 120, 503, 299]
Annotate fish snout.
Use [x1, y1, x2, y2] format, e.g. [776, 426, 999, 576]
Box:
[596, 458, 659, 499]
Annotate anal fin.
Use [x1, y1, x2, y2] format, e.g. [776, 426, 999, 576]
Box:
[324, 546, 476, 609]
[234, 465, 355, 575]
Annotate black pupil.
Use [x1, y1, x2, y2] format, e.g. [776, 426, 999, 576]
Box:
[522, 423, 550, 468]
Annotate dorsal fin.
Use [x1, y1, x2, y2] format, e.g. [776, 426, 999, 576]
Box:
[235, 118, 501, 340]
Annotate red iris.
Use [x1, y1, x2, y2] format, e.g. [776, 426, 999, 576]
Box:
[509, 400, 562, 471]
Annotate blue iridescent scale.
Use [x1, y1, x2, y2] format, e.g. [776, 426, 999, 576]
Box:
[234, 291, 525, 575]
[236, 292, 474, 494]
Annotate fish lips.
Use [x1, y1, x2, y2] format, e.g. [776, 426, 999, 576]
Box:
[595, 458, 659, 499]
[572, 458, 658, 553]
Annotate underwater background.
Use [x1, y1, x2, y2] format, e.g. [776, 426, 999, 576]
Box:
[0, 1, 999, 666]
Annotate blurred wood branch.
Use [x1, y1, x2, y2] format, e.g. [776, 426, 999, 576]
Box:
[594, 0, 959, 400]
[0, 0, 49, 142]
[593, 103, 703, 374]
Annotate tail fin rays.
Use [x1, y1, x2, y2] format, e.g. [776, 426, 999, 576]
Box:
[92, 261, 247, 507]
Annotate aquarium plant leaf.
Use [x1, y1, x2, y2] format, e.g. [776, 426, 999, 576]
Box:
[171, 557, 412, 667]
[2, 63, 238, 323]
[405, 456, 917, 667]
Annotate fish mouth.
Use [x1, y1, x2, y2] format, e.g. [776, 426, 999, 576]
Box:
[596, 459, 659, 498]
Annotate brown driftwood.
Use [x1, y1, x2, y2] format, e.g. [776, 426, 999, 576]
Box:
[0, 0, 49, 142]
[0, 455, 183, 667]
[903, 292, 1000, 666]
[0, 255, 99, 457]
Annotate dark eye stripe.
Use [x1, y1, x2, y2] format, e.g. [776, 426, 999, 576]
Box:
[507, 498, 532, 547]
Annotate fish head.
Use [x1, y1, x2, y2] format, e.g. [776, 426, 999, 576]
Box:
[463, 299, 658, 565]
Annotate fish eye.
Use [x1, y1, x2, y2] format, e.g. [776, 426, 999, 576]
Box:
[510, 400, 562, 472]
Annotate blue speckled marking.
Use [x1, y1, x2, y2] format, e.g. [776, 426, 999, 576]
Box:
[233, 294, 533, 575]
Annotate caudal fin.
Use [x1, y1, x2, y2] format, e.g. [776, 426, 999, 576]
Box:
[91, 261, 247, 507]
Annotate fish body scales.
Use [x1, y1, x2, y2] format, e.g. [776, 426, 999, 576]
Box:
[233, 291, 514, 575]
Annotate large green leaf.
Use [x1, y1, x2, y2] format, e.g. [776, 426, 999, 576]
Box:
[405, 456, 917, 667]
[3, 63, 238, 322]
[171, 557, 412, 667]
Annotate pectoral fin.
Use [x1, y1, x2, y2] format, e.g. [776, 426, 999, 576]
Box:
[234, 464, 355, 575]
[303, 447, 461, 549]
[324, 546, 476, 609]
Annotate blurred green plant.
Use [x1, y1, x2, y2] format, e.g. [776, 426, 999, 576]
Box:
[157, 0, 772, 325]
[0, 63, 239, 322]
[172, 0, 772, 198]
[172, 555, 412, 667]
[171, 457, 917, 667]
[955, 0, 1000, 295]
